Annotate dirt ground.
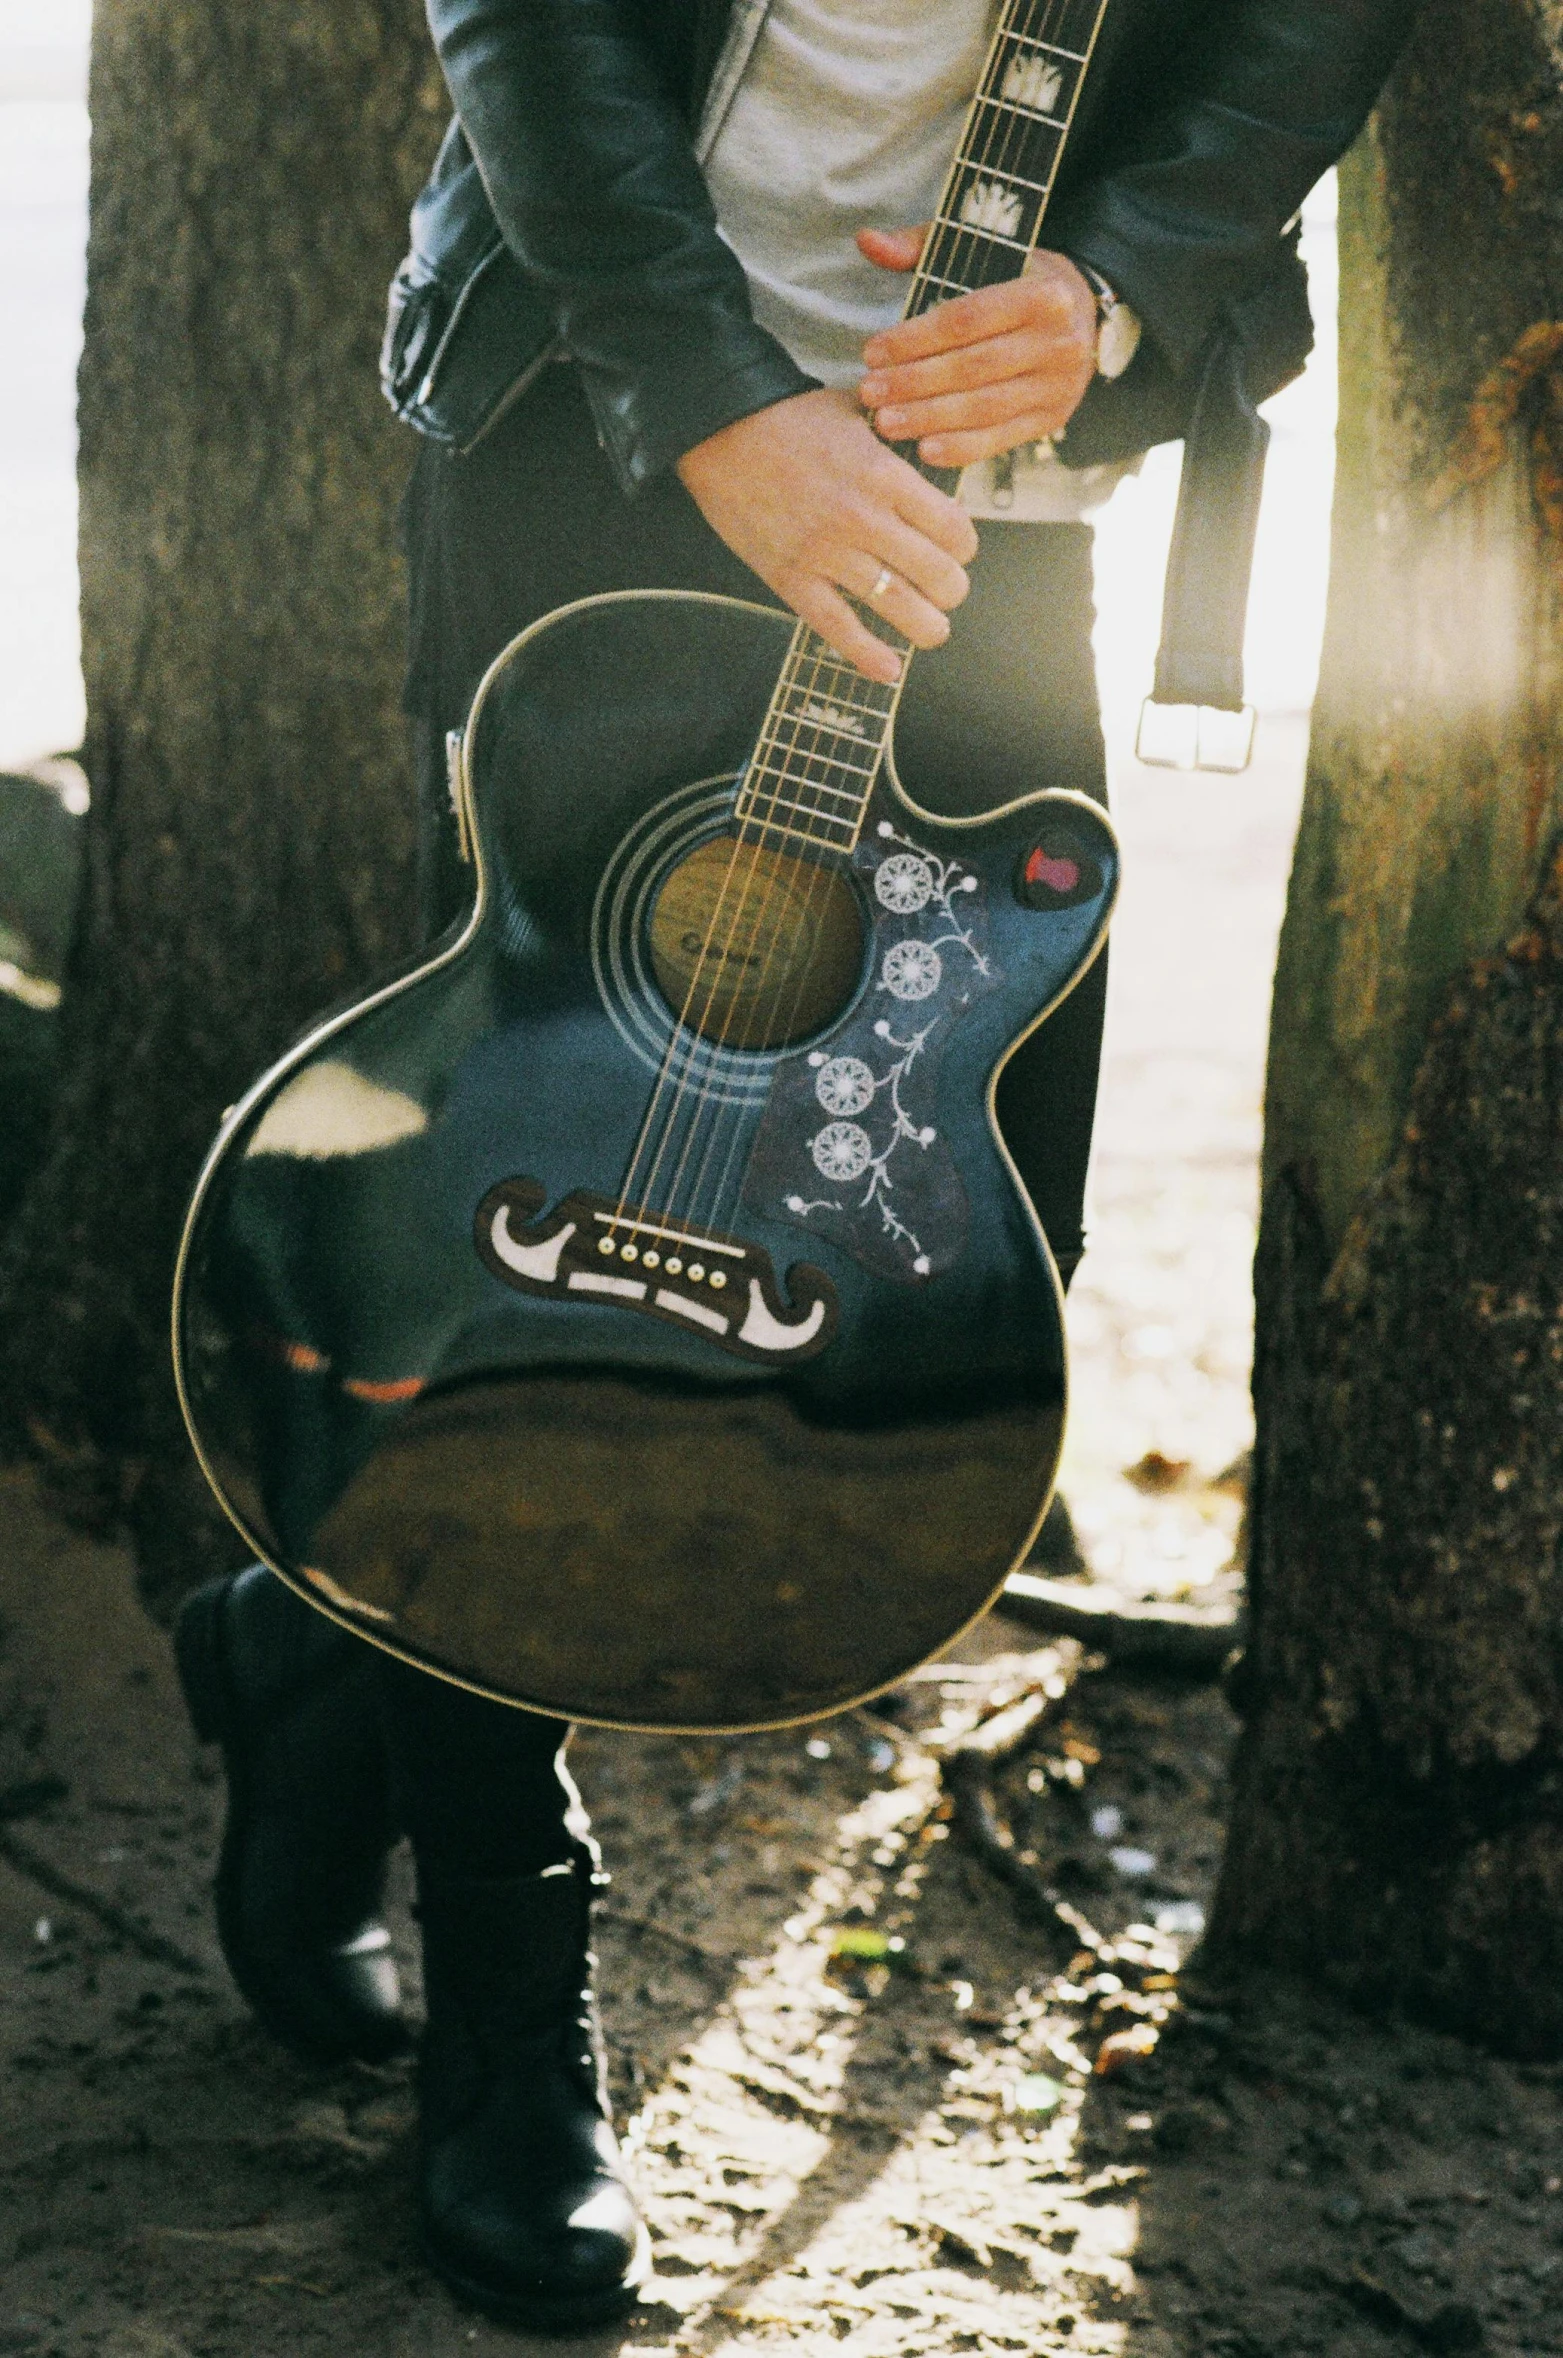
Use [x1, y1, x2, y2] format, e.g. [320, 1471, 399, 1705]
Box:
[4, 731, 1562, 2358]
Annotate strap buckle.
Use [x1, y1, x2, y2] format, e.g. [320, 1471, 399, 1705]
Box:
[1135, 698, 1257, 776]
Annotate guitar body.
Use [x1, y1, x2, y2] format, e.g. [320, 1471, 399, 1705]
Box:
[174, 590, 1118, 1730]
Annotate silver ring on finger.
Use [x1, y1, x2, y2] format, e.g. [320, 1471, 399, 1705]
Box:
[868, 564, 896, 605]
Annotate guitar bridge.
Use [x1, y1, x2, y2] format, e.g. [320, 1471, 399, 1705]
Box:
[474, 1181, 838, 1366]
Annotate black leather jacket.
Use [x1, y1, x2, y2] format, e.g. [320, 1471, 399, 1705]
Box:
[383, 0, 1415, 488]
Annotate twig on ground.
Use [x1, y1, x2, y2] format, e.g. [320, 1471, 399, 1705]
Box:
[0, 1825, 204, 1976]
[999, 1572, 1244, 1680]
[905, 1648, 1108, 1952]
[596, 1905, 739, 1973]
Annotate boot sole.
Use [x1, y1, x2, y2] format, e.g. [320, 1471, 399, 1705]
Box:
[422, 2228, 650, 2333]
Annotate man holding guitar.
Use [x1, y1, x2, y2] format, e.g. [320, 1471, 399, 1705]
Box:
[178, 0, 1415, 2325]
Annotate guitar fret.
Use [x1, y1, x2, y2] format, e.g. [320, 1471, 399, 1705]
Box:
[910, 265, 982, 302]
[947, 161, 1053, 199]
[777, 685, 891, 725]
[999, 31, 1088, 63]
[765, 706, 878, 746]
[786, 656, 897, 707]
[747, 765, 875, 808]
[751, 732, 880, 783]
[972, 90, 1066, 130]
[932, 214, 1031, 254]
[764, 701, 879, 736]
[739, 790, 860, 832]
[737, 815, 862, 857]
[731, 0, 1111, 864]
[743, 740, 873, 791]
[743, 802, 864, 835]
[741, 791, 866, 832]
[744, 764, 869, 804]
[740, 769, 866, 810]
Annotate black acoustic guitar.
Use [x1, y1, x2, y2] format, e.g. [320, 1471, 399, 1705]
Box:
[173, 0, 1119, 1732]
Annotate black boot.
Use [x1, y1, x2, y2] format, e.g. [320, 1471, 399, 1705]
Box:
[418, 1845, 649, 2328]
[175, 1564, 406, 2064]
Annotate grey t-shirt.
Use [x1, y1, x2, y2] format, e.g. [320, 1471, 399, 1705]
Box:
[699, 0, 1130, 521]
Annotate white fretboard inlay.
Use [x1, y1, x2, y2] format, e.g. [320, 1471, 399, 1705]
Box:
[959, 178, 1026, 238]
[1003, 54, 1064, 113]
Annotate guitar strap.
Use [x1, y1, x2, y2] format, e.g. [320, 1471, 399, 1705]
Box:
[1151, 325, 1271, 714]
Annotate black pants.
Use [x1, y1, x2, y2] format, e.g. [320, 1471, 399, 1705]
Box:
[384, 367, 1110, 1857]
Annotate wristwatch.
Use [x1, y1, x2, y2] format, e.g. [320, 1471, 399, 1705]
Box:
[1075, 261, 1141, 383]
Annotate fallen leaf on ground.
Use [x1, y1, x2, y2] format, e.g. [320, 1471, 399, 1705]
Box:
[1096, 2024, 1160, 2075]
[1124, 1451, 1192, 1493]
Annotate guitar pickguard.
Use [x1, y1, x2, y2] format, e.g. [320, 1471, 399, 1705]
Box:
[743, 818, 1002, 1283]
[474, 1181, 839, 1365]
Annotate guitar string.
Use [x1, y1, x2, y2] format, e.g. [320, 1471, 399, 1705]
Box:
[664, 0, 1081, 1238]
[615, 606, 877, 1242]
[605, 752, 782, 1244]
[622, 0, 1096, 1243]
[654, 623, 893, 1234]
[684, 650, 898, 1236]
[603, 601, 902, 1241]
[672, 624, 909, 1237]
[619, 617, 843, 1237]
[692, 0, 1096, 1230]
[661, 0, 1078, 1238]
[616, 558, 911, 1235]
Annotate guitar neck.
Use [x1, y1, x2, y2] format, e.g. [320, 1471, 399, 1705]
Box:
[735, 0, 1112, 863]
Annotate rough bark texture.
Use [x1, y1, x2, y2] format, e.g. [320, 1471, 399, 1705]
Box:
[0, 4, 446, 1622]
[1210, 0, 1563, 2052]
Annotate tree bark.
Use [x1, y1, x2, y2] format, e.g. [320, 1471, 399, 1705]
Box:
[0, 4, 444, 1622]
[1209, 0, 1563, 2053]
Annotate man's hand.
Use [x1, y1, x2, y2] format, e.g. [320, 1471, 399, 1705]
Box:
[856, 225, 1096, 467]
[675, 386, 977, 684]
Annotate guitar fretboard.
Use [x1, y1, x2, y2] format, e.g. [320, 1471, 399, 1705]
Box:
[734, 0, 1110, 862]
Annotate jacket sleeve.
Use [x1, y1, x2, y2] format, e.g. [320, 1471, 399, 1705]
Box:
[425, 0, 815, 489]
[1049, 0, 1419, 374]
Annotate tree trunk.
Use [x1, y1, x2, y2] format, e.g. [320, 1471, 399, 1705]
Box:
[0, 4, 444, 1623]
[1208, 0, 1563, 2053]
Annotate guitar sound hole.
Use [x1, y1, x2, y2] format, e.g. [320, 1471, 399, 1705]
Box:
[648, 834, 865, 1052]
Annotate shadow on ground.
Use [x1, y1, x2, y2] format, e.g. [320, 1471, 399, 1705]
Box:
[1, 1463, 1560, 2358]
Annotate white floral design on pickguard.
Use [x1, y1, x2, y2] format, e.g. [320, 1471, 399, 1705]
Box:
[745, 818, 998, 1282]
[881, 938, 942, 1001]
[789, 1018, 944, 1272]
[874, 851, 933, 914]
[872, 823, 991, 985]
[813, 1055, 874, 1117]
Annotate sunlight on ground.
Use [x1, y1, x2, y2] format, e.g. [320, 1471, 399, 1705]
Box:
[614, 1659, 1157, 2353]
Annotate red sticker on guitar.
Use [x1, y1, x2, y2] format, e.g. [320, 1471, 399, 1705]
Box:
[1024, 848, 1081, 894]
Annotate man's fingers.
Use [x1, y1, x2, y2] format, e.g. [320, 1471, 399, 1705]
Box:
[863, 273, 1060, 367]
[880, 464, 980, 565]
[791, 582, 904, 683]
[857, 249, 1098, 469]
[856, 222, 929, 273]
[855, 507, 972, 610]
[861, 325, 1059, 409]
[875, 374, 1075, 446]
[846, 551, 955, 648]
[915, 409, 1063, 468]
[674, 388, 982, 683]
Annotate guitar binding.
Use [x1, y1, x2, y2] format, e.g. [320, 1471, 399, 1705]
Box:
[474, 1179, 839, 1366]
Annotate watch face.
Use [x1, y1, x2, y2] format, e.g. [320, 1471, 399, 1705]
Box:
[1096, 301, 1141, 383]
